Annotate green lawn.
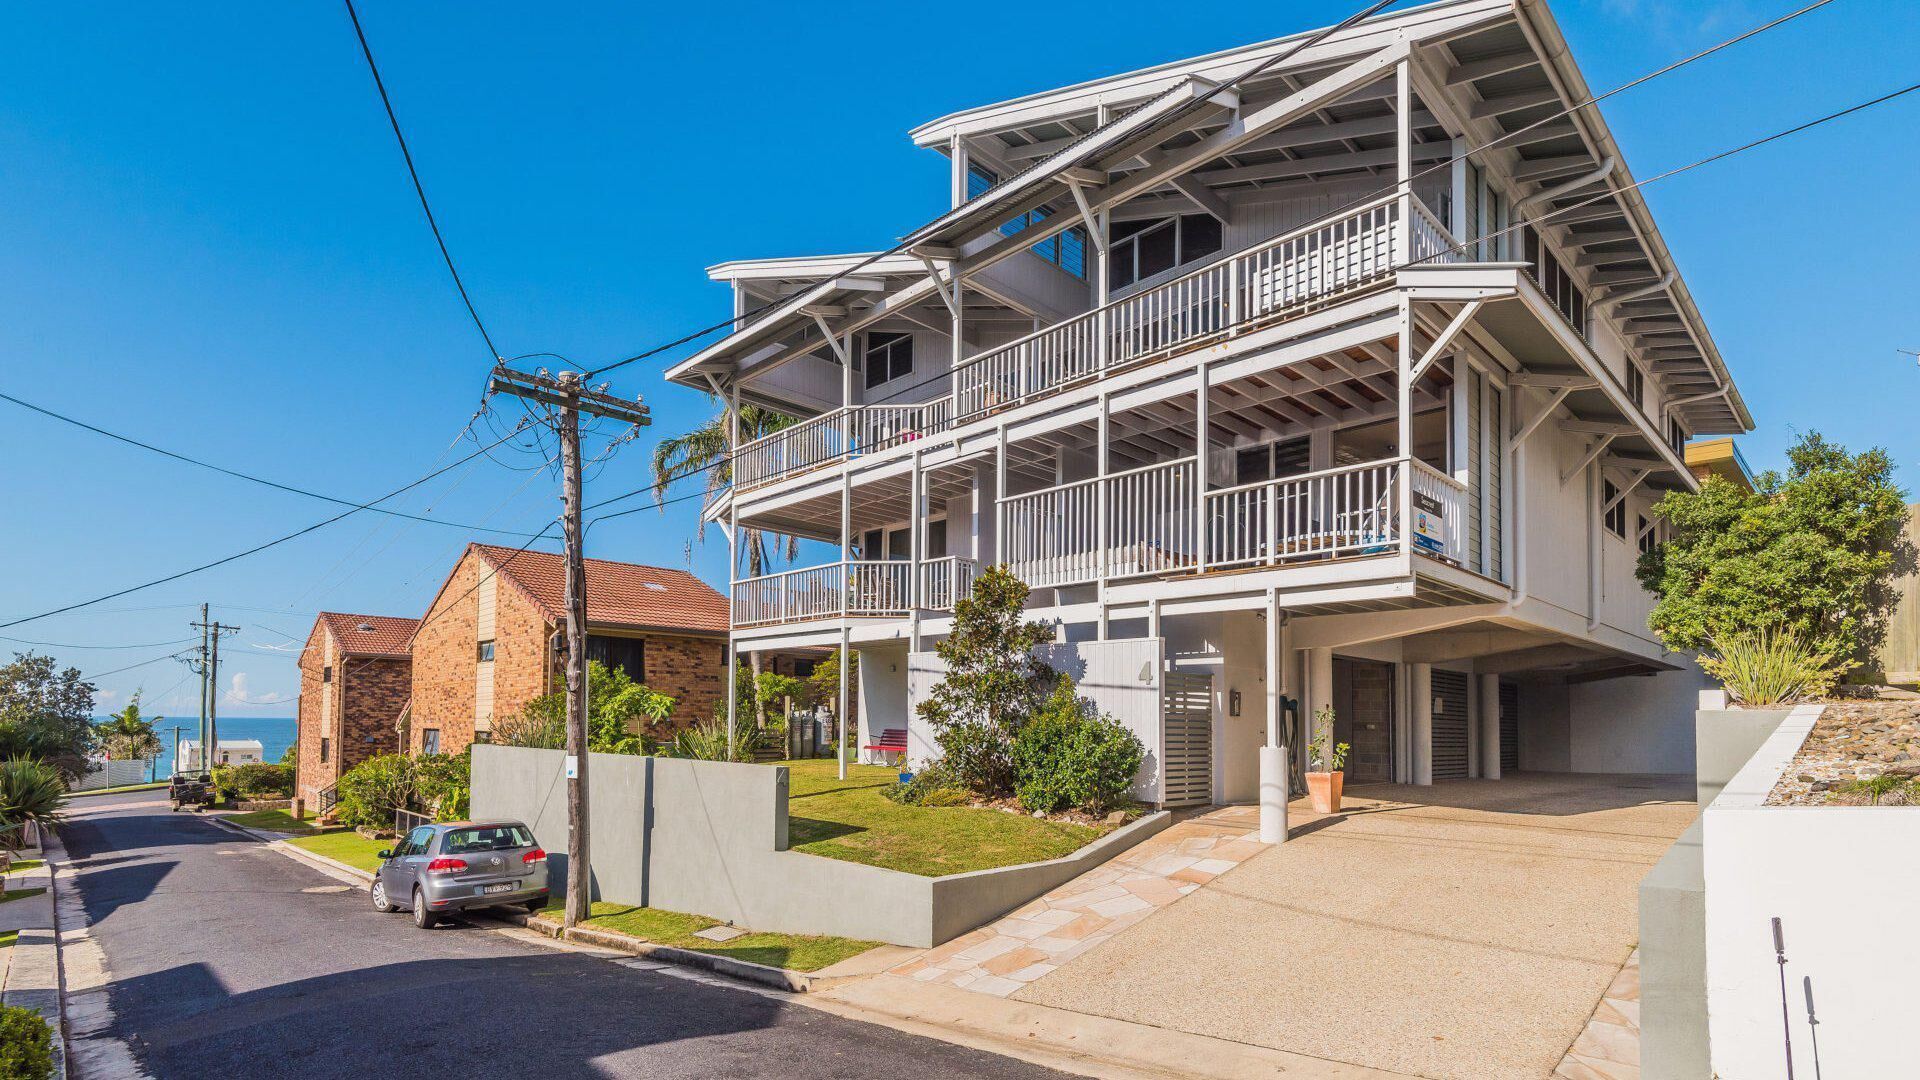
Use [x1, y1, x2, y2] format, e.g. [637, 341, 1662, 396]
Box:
[546, 901, 876, 972]
[779, 759, 1111, 877]
[286, 831, 391, 874]
[5, 860, 44, 876]
[224, 809, 315, 834]
[0, 888, 46, 905]
[0, 931, 15, 949]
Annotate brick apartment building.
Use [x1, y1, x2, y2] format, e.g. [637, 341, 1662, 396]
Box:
[408, 543, 731, 756]
[293, 612, 417, 809]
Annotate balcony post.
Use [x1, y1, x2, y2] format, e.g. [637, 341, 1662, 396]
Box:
[1397, 294, 1415, 562]
[1194, 366, 1209, 575]
[840, 466, 852, 618]
[950, 279, 964, 421]
[1393, 58, 1412, 266]
[1097, 392, 1110, 583]
[994, 424, 1008, 574]
[909, 445, 924, 652]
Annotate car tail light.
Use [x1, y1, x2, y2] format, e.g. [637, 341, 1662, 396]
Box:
[523, 848, 546, 864]
[425, 858, 468, 875]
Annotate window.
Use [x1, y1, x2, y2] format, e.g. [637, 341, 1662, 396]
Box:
[789, 659, 817, 678]
[585, 634, 646, 683]
[1523, 225, 1587, 334]
[862, 331, 913, 389]
[1626, 363, 1645, 411]
[1234, 437, 1311, 484]
[322, 665, 332, 683]
[477, 640, 495, 662]
[421, 728, 440, 756]
[1603, 480, 1627, 538]
[319, 737, 329, 764]
[1107, 214, 1223, 289]
[443, 824, 535, 854]
[1334, 409, 1450, 473]
[968, 165, 1088, 278]
[1637, 514, 1658, 555]
[403, 825, 436, 857]
[1668, 417, 1688, 456]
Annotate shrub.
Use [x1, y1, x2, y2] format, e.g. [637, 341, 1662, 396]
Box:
[413, 751, 471, 821]
[884, 764, 968, 807]
[0, 759, 65, 866]
[1840, 773, 1920, 806]
[501, 661, 673, 755]
[668, 717, 761, 762]
[1012, 678, 1144, 815]
[1700, 628, 1843, 707]
[917, 567, 1058, 798]
[334, 754, 416, 830]
[226, 763, 293, 799]
[490, 707, 565, 749]
[0, 1004, 52, 1080]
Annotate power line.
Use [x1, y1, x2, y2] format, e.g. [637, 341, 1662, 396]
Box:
[0, 423, 534, 630]
[342, 0, 501, 362]
[0, 634, 197, 652]
[0, 389, 546, 539]
[82, 650, 195, 682]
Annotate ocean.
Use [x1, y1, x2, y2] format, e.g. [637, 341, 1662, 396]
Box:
[99, 716, 295, 780]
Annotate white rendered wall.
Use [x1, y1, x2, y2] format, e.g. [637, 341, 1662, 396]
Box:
[858, 643, 911, 763]
[1565, 661, 1710, 774]
[1703, 704, 1920, 1080]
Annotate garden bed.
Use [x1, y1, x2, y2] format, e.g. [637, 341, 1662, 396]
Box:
[1766, 701, 1920, 805]
[781, 759, 1124, 877]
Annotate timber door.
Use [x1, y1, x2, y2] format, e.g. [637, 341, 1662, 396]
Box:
[1499, 680, 1520, 773]
[1161, 672, 1213, 807]
[1332, 659, 1393, 784]
[1431, 669, 1470, 780]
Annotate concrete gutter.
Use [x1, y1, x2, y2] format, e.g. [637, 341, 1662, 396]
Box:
[504, 912, 860, 994]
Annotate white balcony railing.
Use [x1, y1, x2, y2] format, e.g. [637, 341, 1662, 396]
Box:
[728, 196, 1463, 493]
[1000, 457, 1199, 589]
[917, 556, 979, 611]
[733, 399, 951, 490]
[732, 556, 980, 627]
[1203, 456, 1467, 571]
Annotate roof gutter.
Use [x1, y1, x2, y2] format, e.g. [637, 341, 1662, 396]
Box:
[1513, 155, 1614, 216]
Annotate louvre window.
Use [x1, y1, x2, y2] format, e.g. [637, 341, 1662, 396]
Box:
[1523, 226, 1587, 335]
[585, 634, 646, 683]
[1107, 214, 1223, 289]
[862, 331, 913, 389]
[477, 640, 495, 662]
[1626, 363, 1645, 411]
[1637, 514, 1658, 555]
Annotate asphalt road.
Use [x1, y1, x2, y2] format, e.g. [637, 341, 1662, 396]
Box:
[59, 793, 1065, 1079]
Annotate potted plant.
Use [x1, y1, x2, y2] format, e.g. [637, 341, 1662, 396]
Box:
[1306, 706, 1350, 814]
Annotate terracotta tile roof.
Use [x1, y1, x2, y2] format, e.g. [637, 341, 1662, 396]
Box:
[317, 612, 421, 658]
[473, 544, 729, 635]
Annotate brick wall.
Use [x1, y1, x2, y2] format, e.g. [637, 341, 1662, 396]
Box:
[639, 634, 726, 727]
[410, 548, 555, 757]
[294, 621, 331, 808]
[339, 656, 408, 772]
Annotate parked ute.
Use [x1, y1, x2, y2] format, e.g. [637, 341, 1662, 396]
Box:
[370, 820, 549, 929]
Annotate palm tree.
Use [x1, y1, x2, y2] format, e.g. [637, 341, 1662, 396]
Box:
[95, 693, 161, 762]
[652, 403, 798, 725]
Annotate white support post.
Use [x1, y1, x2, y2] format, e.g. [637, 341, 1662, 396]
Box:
[1260, 589, 1287, 844]
[994, 425, 1008, 571]
[1480, 672, 1502, 781]
[1394, 59, 1412, 265]
[1195, 366, 1209, 576]
[1397, 295, 1415, 563]
[951, 278, 964, 419]
[1148, 599, 1162, 641]
[1411, 662, 1433, 786]
[1097, 393, 1111, 583]
[909, 446, 924, 653]
[837, 628, 850, 781]
[949, 134, 968, 209]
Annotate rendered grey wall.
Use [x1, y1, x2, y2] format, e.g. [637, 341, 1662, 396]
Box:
[472, 744, 1171, 949]
[1636, 708, 1790, 1080]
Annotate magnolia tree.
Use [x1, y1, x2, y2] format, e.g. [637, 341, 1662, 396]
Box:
[915, 566, 1057, 797]
[1639, 431, 1915, 676]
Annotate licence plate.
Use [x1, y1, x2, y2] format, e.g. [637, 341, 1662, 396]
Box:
[480, 883, 515, 896]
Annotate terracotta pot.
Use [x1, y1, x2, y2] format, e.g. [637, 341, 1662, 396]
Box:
[1306, 770, 1345, 814]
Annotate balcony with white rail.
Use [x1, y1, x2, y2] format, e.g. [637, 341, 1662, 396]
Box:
[731, 556, 981, 629]
[727, 195, 1465, 495]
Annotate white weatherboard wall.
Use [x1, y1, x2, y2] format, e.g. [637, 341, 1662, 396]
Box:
[907, 638, 1164, 802]
[1702, 704, 1920, 1079]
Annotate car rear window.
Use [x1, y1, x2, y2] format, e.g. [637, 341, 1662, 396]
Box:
[442, 825, 535, 854]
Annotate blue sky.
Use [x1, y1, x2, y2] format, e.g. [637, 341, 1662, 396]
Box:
[2, 0, 1915, 717]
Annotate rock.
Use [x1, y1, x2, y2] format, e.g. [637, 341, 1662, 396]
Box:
[1104, 810, 1128, 825]
[1032, 810, 1046, 819]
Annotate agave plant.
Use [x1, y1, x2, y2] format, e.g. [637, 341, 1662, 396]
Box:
[0, 758, 67, 870]
[668, 718, 763, 763]
[1700, 628, 1843, 707]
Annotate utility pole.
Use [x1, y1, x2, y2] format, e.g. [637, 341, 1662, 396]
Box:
[188, 605, 242, 775]
[488, 365, 649, 928]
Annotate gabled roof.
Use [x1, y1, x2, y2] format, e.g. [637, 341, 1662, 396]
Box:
[471, 544, 729, 636]
[317, 613, 420, 658]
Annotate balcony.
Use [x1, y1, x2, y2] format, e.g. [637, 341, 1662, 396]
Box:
[727, 195, 1463, 494]
[731, 556, 980, 628]
[999, 455, 1465, 590]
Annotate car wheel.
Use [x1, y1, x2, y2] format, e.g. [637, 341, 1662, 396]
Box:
[371, 880, 394, 913]
[412, 889, 437, 929]
[524, 897, 545, 914]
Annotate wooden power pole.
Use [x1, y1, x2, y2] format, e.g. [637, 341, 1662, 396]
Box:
[188, 605, 241, 776]
[488, 365, 649, 928]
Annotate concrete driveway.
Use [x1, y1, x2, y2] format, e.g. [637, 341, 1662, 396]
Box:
[1012, 773, 1693, 1080]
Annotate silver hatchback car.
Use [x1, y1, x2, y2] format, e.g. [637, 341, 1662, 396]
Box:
[370, 820, 550, 929]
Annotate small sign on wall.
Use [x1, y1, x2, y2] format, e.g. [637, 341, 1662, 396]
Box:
[1412, 491, 1447, 555]
[564, 755, 579, 779]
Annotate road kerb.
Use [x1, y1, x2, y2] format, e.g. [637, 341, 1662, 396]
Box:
[7, 830, 71, 1080]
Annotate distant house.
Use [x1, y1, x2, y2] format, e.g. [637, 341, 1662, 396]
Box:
[293, 612, 418, 809]
[178, 739, 264, 772]
[1683, 437, 1755, 493]
[408, 544, 731, 756]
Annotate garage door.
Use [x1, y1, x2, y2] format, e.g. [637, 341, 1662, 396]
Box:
[1431, 669, 1470, 780]
[1500, 680, 1520, 773]
[1162, 672, 1213, 807]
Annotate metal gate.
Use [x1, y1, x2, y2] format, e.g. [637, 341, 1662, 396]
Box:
[1499, 680, 1520, 773]
[1161, 671, 1213, 807]
[1431, 669, 1470, 780]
